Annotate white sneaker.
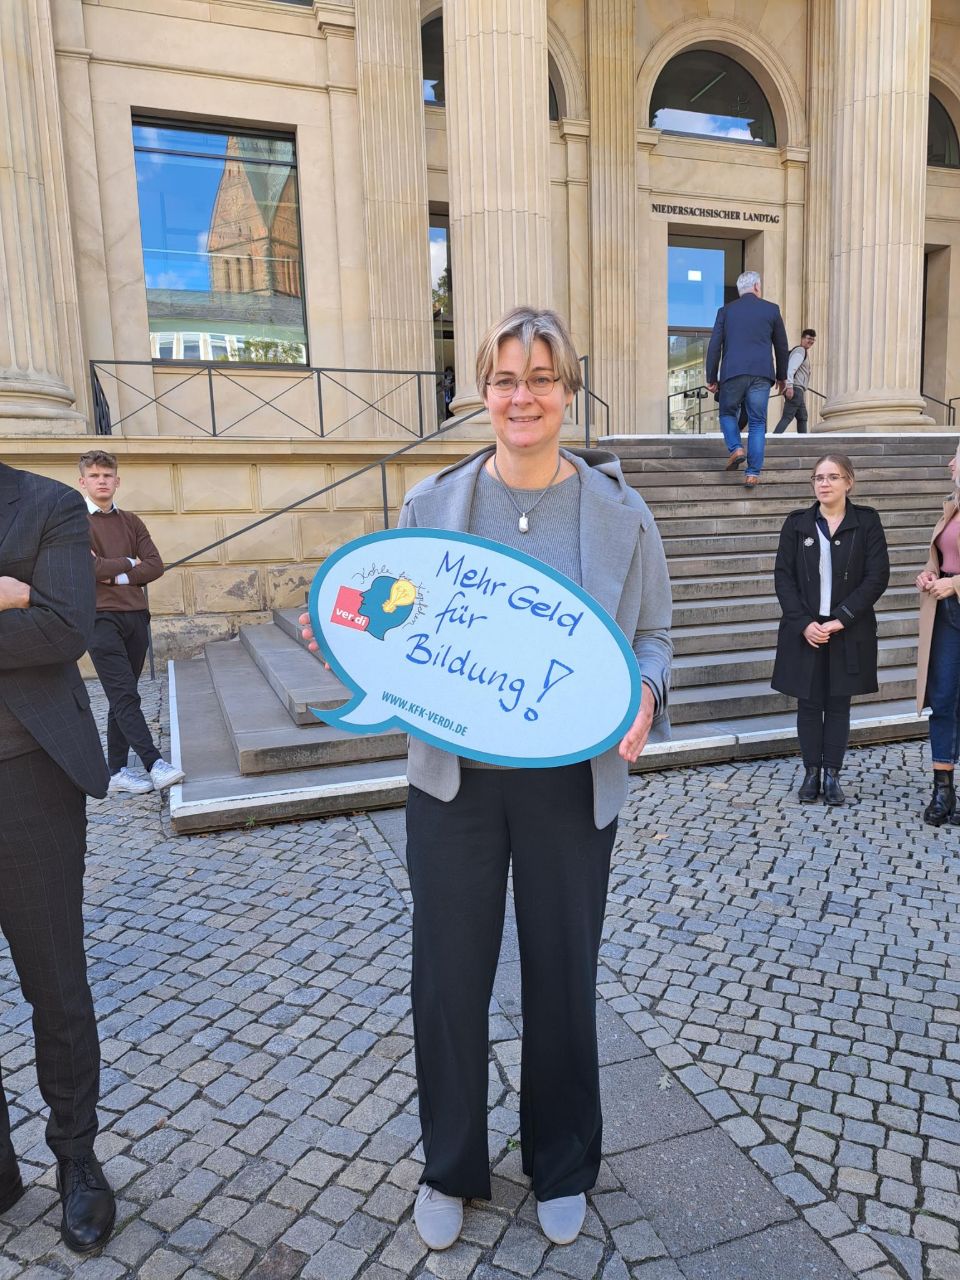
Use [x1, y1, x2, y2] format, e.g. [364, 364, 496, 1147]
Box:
[537, 1193, 586, 1245]
[413, 1184, 463, 1250]
[150, 758, 185, 791]
[108, 767, 153, 795]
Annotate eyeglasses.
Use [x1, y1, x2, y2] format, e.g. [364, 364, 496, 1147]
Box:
[486, 375, 562, 397]
[814, 474, 845, 484]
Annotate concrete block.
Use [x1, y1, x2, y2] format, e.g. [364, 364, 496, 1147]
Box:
[180, 464, 254, 512]
[194, 568, 263, 613]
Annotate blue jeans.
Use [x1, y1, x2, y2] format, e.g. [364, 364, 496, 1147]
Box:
[927, 595, 960, 765]
[719, 375, 773, 477]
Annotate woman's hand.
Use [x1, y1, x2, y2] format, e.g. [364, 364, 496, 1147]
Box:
[803, 621, 831, 647]
[916, 570, 939, 592]
[618, 685, 655, 763]
[927, 577, 957, 601]
[298, 612, 331, 668]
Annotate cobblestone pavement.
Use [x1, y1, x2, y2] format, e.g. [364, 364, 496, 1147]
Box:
[0, 680, 956, 1280]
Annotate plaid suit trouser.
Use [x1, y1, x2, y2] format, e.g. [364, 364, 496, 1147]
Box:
[0, 749, 100, 1162]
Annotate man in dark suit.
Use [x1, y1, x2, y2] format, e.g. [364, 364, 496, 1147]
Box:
[705, 271, 789, 486]
[0, 462, 116, 1253]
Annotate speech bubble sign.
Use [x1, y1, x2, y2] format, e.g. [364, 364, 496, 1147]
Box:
[307, 529, 642, 767]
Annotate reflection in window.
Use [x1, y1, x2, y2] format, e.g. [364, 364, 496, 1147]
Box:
[430, 210, 455, 418]
[549, 78, 560, 122]
[929, 95, 960, 168]
[422, 17, 444, 106]
[650, 50, 776, 147]
[133, 122, 308, 363]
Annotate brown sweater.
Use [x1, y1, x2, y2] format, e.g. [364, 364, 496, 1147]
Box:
[88, 507, 164, 610]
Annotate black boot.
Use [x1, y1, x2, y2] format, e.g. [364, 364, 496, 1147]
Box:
[798, 767, 820, 802]
[924, 772, 956, 826]
[0, 1152, 24, 1214]
[822, 768, 845, 806]
[57, 1153, 115, 1254]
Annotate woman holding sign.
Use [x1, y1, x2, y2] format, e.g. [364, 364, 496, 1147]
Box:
[303, 307, 672, 1250]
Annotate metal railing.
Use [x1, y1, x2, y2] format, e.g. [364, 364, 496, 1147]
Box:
[667, 383, 826, 434]
[91, 359, 453, 440]
[922, 391, 957, 427]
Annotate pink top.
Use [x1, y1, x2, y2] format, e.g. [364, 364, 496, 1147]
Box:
[936, 510, 960, 576]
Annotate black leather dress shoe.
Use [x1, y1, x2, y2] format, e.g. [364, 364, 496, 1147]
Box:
[822, 768, 845, 806]
[0, 1155, 24, 1214]
[798, 767, 820, 802]
[925, 773, 956, 826]
[57, 1153, 115, 1254]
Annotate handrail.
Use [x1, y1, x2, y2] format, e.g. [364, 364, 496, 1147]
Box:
[91, 359, 454, 441]
[667, 382, 826, 433]
[922, 390, 957, 426]
[165, 406, 486, 571]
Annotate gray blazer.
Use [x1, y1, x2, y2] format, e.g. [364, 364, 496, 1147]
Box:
[0, 463, 109, 798]
[397, 447, 673, 828]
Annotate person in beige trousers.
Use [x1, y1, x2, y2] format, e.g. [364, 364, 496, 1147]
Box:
[916, 444, 960, 825]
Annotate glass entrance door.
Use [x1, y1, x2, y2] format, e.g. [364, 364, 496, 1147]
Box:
[667, 236, 744, 432]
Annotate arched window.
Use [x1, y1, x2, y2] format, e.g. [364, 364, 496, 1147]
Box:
[650, 50, 776, 147]
[422, 16, 444, 107]
[549, 77, 560, 122]
[929, 94, 960, 168]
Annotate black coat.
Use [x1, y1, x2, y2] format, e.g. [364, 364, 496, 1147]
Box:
[771, 501, 890, 700]
[0, 464, 109, 797]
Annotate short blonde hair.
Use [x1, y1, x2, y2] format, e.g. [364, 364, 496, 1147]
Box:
[476, 306, 583, 399]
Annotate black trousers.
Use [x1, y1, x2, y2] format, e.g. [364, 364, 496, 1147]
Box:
[772, 387, 808, 434]
[0, 751, 100, 1162]
[797, 640, 851, 769]
[405, 763, 615, 1202]
[89, 610, 159, 773]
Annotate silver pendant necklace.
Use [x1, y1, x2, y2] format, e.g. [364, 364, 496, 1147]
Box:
[491, 456, 563, 533]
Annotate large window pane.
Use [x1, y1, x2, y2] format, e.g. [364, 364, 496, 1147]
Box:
[929, 95, 960, 168]
[422, 17, 444, 106]
[650, 50, 776, 147]
[133, 122, 308, 363]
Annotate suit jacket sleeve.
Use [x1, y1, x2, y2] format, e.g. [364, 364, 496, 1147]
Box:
[705, 307, 724, 384]
[632, 520, 673, 715]
[0, 488, 96, 669]
[772, 308, 789, 381]
[834, 512, 890, 625]
[774, 516, 815, 637]
[126, 515, 164, 586]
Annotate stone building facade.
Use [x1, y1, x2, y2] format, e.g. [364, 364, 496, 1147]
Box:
[3, 0, 959, 651]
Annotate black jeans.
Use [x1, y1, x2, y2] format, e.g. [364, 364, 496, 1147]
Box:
[0, 750, 100, 1161]
[89, 611, 159, 773]
[405, 763, 615, 1202]
[772, 386, 808, 434]
[797, 640, 851, 769]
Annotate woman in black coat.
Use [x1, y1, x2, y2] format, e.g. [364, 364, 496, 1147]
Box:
[771, 454, 890, 805]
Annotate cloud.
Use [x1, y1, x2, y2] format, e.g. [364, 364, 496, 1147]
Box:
[653, 108, 759, 142]
[429, 234, 448, 290]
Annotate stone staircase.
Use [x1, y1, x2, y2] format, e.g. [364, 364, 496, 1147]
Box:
[168, 433, 950, 832]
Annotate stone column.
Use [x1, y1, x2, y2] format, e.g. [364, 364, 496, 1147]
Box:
[444, 0, 552, 414]
[355, 0, 434, 434]
[0, 0, 87, 435]
[586, 0, 638, 433]
[802, 0, 834, 412]
[820, 0, 933, 430]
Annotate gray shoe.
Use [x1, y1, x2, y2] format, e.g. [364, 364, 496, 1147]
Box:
[537, 1193, 586, 1245]
[149, 758, 185, 791]
[108, 767, 153, 795]
[414, 1185, 463, 1250]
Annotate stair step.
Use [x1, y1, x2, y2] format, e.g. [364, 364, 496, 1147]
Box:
[666, 543, 928, 578]
[670, 609, 919, 655]
[670, 563, 918, 602]
[655, 511, 936, 537]
[205, 639, 405, 775]
[168, 657, 406, 834]
[660, 527, 932, 556]
[603, 433, 957, 457]
[668, 664, 916, 723]
[670, 636, 919, 689]
[239, 622, 349, 724]
[672, 585, 918, 628]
